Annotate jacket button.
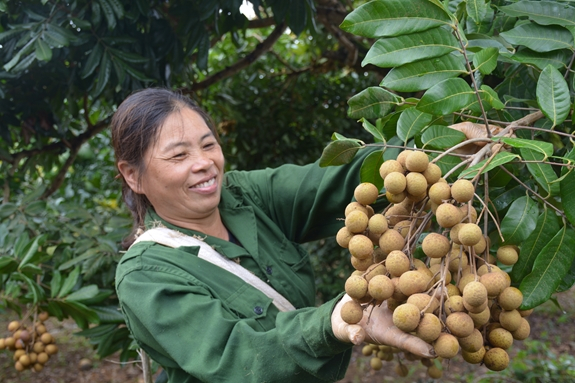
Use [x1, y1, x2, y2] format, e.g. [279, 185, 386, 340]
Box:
[266, 266, 273, 275]
[254, 306, 263, 315]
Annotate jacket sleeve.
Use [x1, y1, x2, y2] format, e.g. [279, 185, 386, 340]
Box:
[116, 255, 352, 383]
[229, 146, 386, 243]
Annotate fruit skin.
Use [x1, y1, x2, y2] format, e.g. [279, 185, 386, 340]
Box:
[405, 150, 430, 172]
[348, 234, 373, 260]
[488, 327, 514, 350]
[451, 179, 475, 203]
[415, 313, 442, 343]
[445, 312, 475, 338]
[435, 203, 462, 228]
[498, 286, 523, 311]
[354, 182, 379, 205]
[345, 275, 368, 300]
[433, 333, 460, 359]
[379, 160, 404, 180]
[462, 346, 486, 364]
[458, 223, 482, 246]
[345, 210, 369, 234]
[368, 274, 394, 302]
[483, 347, 510, 371]
[462, 281, 488, 307]
[422, 233, 450, 258]
[497, 245, 519, 265]
[340, 300, 364, 324]
[384, 172, 407, 194]
[428, 182, 451, 204]
[392, 303, 421, 332]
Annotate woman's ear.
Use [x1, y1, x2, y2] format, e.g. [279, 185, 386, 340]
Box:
[117, 161, 144, 194]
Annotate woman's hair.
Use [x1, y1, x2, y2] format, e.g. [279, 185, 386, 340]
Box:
[110, 87, 219, 248]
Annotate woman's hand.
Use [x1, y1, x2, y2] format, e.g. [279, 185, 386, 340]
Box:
[331, 294, 436, 359]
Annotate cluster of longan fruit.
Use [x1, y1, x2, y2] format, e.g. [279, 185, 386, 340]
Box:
[336, 149, 532, 378]
[0, 312, 58, 372]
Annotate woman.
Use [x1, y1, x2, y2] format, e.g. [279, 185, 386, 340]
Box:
[112, 88, 433, 383]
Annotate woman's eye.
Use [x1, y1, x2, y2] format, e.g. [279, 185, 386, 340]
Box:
[204, 143, 215, 149]
[172, 152, 186, 159]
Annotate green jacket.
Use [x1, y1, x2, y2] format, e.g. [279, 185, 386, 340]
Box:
[115, 150, 383, 383]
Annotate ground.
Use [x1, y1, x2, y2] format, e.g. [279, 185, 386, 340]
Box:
[1, 288, 574, 383]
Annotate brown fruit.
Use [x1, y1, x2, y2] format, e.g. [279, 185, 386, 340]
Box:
[348, 234, 373, 260]
[497, 245, 519, 265]
[40, 332, 53, 345]
[427, 364, 443, 379]
[511, 318, 531, 340]
[451, 179, 475, 203]
[488, 327, 514, 349]
[407, 293, 439, 314]
[35, 323, 47, 335]
[385, 204, 409, 226]
[444, 295, 465, 315]
[15, 361, 25, 372]
[435, 203, 462, 228]
[462, 346, 486, 364]
[33, 341, 45, 353]
[498, 286, 523, 311]
[386, 190, 406, 204]
[405, 172, 428, 197]
[378, 229, 405, 255]
[370, 356, 383, 370]
[364, 264, 387, 281]
[394, 363, 409, 377]
[379, 160, 405, 180]
[7, 321, 20, 333]
[433, 333, 460, 359]
[38, 312, 50, 322]
[483, 347, 510, 371]
[392, 303, 421, 332]
[19, 354, 31, 367]
[422, 163, 442, 185]
[45, 344, 58, 355]
[480, 271, 510, 298]
[340, 300, 364, 324]
[458, 223, 483, 246]
[345, 210, 369, 234]
[422, 233, 451, 259]
[384, 172, 407, 194]
[350, 255, 373, 271]
[336, 227, 354, 248]
[368, 214, 388, 236]
[354, 182, 379, 205]
[445, 312, 475, 338]
[468, 306, 491, 328]
[33, 363, 44, 372]
[37, 352, 49, 364]
[385, 250, 410, 277]
[405, 150, 430, 172]
[499, 309, 522, 332]
[398, 270, 431, 296]
[345, 275, 368, 300]
[428, 182, 451, 204]
[415, 313, 442, 343]
[368, 275, 394, 302]
[462, 281, 488, 307]
[458, 328, 483, 352]
[345, 202, 368, 217]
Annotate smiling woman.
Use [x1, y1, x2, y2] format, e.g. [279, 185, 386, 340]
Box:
[110, 87, 433, 383]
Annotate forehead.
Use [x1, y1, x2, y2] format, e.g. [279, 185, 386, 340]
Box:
[157, 108, 212, 141]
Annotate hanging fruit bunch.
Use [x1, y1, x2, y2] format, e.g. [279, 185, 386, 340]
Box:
[336, 149, 532, 379]
[0, 311, 58, 373]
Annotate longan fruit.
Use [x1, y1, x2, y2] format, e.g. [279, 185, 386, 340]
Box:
[474, 236, 488, 254]
[451, 179, 475, 203]
[386, 190, 406, 204]
[33, 363, 44, 372]
[348, 234, 373, 260]
[405, 172, 428, 196]
[345, 210, 369, 234]
[354, 182, 379, 205]
[368, 275, 394, 302]
[378, 229, 405, 255]
[405, 150, 430, 172]
[398, 270, 431, 296]
[462, 346, 486, 364]
[511, 318, 531, 340]
[427, 364, 443, 379]
[407, 293, 439, 313]
[497, 245, 519, 265]
[370, 356, 383, 370]
[38, 312, 50, 322]
[33, 341, 45, 353]
[336, 227, 354, 248]
[422, 233, 451, 259]
[393, 219, 413, 238]
[385, 204, 409, 226]
[35, 323, 47, 335]
[19, 354, 32, 367]
[364, 264, 387, 281]
[7, 321, 20, 332]
[340, 300, 364, 324]
[37, 352, 49, 364]
[0, 338, 5, 350]
[498, 286, 523, 311]
[350, 255, 373, 271]
[392, 303, 421, 332]
[458, 328, 483, 352]
[396, 150, 410, 168]
[415, 313, 442, 343]
[444, 295, 465, 315]
[445, 312, 475, 338]
[4, 336, 15, 349]
[483, 347, 510, 371]
[433, 333, 460, 359]
[385, 172, 407, 194]
[394, 363, 409, 377]
[422, 163, 442, 185]
[480, 271, 510, 298]
[362, 344, 374, 356]
[457, 273, 476, 293]
[345, 275, 368, 300]
[13, 349, 26, 361]
[368, 214, 388, 235]
[385, 250, 410, 277]
[15, 361, 25, 372]
[379, 159, 404, 180]
[45, 344, 58, 355]
[499, 309, 522, 332]
[488, 327, 514, 349]
[458, 223, 483, 246]
[463, 281, 488, 307]
[345, 201, 368, 217]
[435, 203, 462, 228]
[430, 263, 452, 284]
[468, 306, 491, 327]
[428, 182, 451, 204]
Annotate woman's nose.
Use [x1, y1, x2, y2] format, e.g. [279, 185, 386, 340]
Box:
[191, 155, 214, 171]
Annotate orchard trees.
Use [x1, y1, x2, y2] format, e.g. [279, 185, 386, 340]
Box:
[324, 0, 575, 378]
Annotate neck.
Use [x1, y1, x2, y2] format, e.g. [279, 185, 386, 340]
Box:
[157, 209, 229, 241]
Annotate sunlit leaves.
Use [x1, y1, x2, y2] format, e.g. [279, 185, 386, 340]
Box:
[416, 78, 476, 115]
[537, 64, 571, 126]
[500, 195, 539, 245]
[498, 1, 575, 27]
[347, 87, 401, 119]
[319, 139, 363, 167]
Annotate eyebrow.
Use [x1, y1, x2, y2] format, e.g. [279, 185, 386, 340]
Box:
[162, 132, 214, 153]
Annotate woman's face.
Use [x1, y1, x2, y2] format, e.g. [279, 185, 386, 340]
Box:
[135, 107, 225, 225]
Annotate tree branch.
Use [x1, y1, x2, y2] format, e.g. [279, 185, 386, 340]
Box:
[184, 22, 287, 92]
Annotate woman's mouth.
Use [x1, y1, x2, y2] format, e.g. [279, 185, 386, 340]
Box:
[191, 177, 216, 189]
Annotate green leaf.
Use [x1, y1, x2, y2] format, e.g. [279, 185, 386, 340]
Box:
[536, 64, 571, 126]
[347, 87, 401, 119]
[520, 226, 575, 309]
[491, 184, 525, 212]
[24, 200, 47, 216]
[478, 85, 505, 110]
[498, 1, 575, 27]
[50, 269, 63, 298]
[500, 195, 539, 245]
[75, 323, 118, 338]
[57, 266, 81, 298]
[460, 152, 520, 179]
[18, 234, 47, 268]
[499, 23, 574, 53]
[520, 148, 560, 197]
[504, 48, 571, 70]
[65, 284, 99, 303]
[359, 150, 384, 190]
[467, 0, 488, 24]
[421, 125, 466, 149]
[396, 107, 433, 143]
[319, 140, 363, 167]
[12, 273, 44, 303]
[93, 53, 111, 97]
[0, 203, 18, 218]
[430, 152, 463, 180]
[381, 54, 467, 92]
[106, 0, 124, 19]
[99, 0, 117, 29]
[500, 137, 554, 158]
[34, 38, 52, 61]
[91, 306, 125, 324]
[58, 247, 101, 271]
[473, 47, 498, 75]
[0, 257, 18, 274]
[510, 208, 561, 283]
[362, 27, 460, 68]
[57, 300, 100, 329]
[43, 24, 73, 47]
[360, 118, 385, 143]
[340, 0, 452, 38]
[560, 156, 575, 227]
[81, 43, 103, 79]
[416, 78, 476, 115]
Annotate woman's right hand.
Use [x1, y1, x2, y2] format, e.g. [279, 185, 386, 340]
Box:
[331, 294, 436, 359]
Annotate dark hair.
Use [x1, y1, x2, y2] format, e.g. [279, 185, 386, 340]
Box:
[111, 87, 218, 248]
